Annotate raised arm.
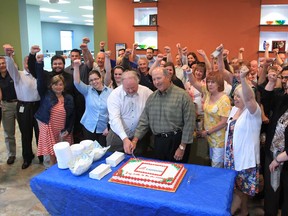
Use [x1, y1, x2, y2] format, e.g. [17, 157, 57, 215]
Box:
[238, 47, 244, 64]
[131, 43, 139, 64]
[264, 42, 270, 59]
[27, 45, 41, 78]
[35, 54, 46, 97]
[121, 48, 132, 71]
[182, 46, 188, 66]
[216, 44, 233, 85]
[104, 51, 112, 86]
[149, 53, 163, 75]
[273, 48, 284, 66]
[81, 37, 94, 69]
[239, 65, 258, 114]
[176, 43, 183, 65]
[164, 46, 172, 63]
[197, 49, 212, 72]
[3, 44, 20, 82]
[73, 59, 81, 84]
[184, 65, 203, 93]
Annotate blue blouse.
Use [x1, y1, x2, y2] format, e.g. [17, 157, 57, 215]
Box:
[74, 81, 112, 133]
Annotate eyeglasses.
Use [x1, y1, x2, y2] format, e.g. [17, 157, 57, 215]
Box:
[281, 75, 288, 80]
[89, 77, 100, 82]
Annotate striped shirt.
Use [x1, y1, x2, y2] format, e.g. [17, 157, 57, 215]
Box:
[134, 84, 196, 144]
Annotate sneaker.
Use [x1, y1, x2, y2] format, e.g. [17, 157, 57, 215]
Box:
[7, 156, 16, 165]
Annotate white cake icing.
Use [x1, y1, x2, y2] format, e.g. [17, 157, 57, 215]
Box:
[110, 158, 186, 192]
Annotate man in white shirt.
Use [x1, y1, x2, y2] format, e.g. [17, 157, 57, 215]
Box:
[4, 44, 41, 169]
[107, 70, 153, 155]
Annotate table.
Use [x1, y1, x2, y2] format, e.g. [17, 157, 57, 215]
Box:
[30, 154, 236, 216]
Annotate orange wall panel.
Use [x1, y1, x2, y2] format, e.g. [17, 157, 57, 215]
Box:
[107, 0, 261, 61]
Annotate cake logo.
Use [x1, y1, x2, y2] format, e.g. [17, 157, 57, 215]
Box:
[135, 163, 168, 176]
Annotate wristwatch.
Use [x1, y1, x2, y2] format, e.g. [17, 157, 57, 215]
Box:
[179, 144, 185, 151]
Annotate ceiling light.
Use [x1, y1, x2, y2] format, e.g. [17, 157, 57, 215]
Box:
[57, 20, 72, 23]
[84, 19, 93, 23]
[82, 15, 93, 18]
[49, 16, 68, 19]
[41, 0, 70, 4]
[85, 23, 93, 26]
[79, 6, 93, 11]
[40, 7, 61, 12]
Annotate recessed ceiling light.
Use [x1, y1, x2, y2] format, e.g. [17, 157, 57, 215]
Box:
[57, 20, 72, 23]
[84, 19, 93, 23]
[40, 7, 61, 12]
[41, 0, 70, 4]
[82, 15, 93, 18]
[49, 16, 68, 19]
[79, 6, 93, 11]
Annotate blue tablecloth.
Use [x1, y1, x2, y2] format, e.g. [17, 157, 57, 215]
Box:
[30, 154, 236, 216]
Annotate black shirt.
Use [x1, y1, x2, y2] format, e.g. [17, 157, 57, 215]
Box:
[0, 72, 17, 101]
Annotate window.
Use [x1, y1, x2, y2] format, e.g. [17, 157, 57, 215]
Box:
[60, 30, 73, 51]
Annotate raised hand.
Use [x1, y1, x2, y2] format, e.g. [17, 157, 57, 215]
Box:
[132, 43, 138, 50]
[30, 45, 41, 55]
[182, 47, 188, 56]
[156, 53, 164, 62]
[105, 50, 111, 58]
[239, 65, 250, 79]
[164, 46, 171, 54]
[265, 43, 270, 51]
[125, 48, 132, 56]
[239, 47, 245, 53]
[82, 37, 90, 44]
[100, 41, 105, 50]
[3, 44, 14, 57]
[80, 43, 88, 51]
[197, 49, 206, 57]
[73, 59, 81, 67]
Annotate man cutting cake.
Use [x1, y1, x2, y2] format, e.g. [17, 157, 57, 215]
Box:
[131, 67, 196, 163]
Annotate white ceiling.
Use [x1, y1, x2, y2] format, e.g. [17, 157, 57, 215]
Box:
[26, 0, 93, 26]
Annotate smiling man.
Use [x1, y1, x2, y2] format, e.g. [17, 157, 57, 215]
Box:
[131, 67, 196, 163]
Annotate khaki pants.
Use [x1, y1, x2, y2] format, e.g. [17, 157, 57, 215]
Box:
[1, 101, 17, 158]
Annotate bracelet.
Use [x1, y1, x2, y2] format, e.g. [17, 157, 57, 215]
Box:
[275, 157, 281, 164]
[206, 130, 210, 136]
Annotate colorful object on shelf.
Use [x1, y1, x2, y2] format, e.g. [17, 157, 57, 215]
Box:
[266, 20, 273, 25]
[275, 20, 286, 25]
[138, 44, 147, 49]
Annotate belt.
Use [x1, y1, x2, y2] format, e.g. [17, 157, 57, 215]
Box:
[155, 129, 182, 138]
[3, 99, 18, 103]
[18, 101, 38, 104]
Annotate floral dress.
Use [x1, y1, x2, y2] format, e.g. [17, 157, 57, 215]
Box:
[224, 119, 259, 196]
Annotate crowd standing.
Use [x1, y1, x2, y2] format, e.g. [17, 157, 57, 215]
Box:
[1, 38, 288, 215]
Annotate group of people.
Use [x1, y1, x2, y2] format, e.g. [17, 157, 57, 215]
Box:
[1, 38, 288, 216]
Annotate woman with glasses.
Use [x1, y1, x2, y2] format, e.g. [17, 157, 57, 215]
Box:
[73, 59, 112, 146]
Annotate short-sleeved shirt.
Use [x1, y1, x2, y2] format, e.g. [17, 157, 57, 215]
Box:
[203, 87, 231, 148]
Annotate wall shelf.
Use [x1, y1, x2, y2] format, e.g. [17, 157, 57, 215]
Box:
[259, 4, 288, 53]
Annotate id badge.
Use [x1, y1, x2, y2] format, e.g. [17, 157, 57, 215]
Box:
[19, 105, 24, 113]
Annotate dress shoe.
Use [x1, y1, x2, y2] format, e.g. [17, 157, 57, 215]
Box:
[22, 161, 32, 169]
[7, 156, 16, 165]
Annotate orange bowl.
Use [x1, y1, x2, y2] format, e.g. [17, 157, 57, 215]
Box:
[266, 21, 274, 25]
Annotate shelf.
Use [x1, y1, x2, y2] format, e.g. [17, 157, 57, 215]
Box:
[133, 25, 158, 27]
[134, 7, 157, 25]
[134, 31, 158, 49]
[260, 4, 288, 25]
[260, 25, 288, 31]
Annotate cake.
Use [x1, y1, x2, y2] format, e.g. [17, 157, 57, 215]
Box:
[109, 158, 187, 192]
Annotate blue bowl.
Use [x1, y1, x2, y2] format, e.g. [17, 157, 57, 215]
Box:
[275, 20, 286, 25]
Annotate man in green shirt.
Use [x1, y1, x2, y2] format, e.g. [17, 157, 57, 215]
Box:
[131, 67, 195, 163]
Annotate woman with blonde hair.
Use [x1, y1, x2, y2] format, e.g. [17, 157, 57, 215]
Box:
[224, 65, 261, 215]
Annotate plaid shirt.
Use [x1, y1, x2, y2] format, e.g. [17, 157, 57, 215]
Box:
[134, 84, 196, 144]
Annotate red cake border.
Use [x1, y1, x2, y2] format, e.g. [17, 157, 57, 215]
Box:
[109, 158, 187, 192]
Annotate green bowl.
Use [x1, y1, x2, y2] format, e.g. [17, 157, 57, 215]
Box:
[138, 44, 146, 49]
[275, 20, 286, 25]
